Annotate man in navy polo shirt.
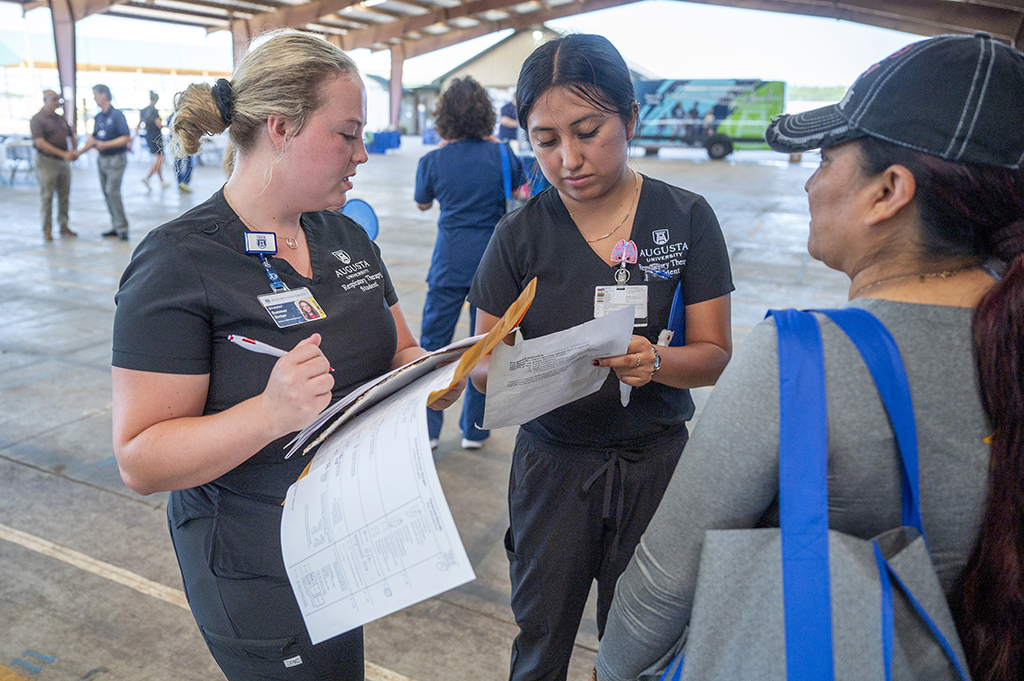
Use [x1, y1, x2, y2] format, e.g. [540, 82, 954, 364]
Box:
[80, 84, 131, 241]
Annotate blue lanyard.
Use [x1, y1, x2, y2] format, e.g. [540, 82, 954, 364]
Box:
[258, 254, 288, 292]
[243, 231, 289, 292]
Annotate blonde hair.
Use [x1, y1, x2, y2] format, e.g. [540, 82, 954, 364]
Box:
[170, 29, 358, 159]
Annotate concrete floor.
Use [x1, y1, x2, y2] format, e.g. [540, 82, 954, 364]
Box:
[0, 138, 850, 681]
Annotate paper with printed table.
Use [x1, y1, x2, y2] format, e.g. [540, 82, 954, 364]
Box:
[280, 279, 535, 643]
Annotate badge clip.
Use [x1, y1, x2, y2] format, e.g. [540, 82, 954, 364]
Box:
[244, 231, 278, 255]
[611, 239, 638, 286]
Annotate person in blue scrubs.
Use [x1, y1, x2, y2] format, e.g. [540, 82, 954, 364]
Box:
[415, 76, 525, 450]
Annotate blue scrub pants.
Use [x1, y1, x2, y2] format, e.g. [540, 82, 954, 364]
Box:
[175, 155, 196, 186]
[420, 285, 488, 442]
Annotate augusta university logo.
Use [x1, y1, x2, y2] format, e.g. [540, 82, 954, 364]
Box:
[653, 229, 670, 245]
[332, 249, 351, 264]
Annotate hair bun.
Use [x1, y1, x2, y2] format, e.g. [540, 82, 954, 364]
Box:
[991, 220, 1024, 261]
[211, 78, 235, 126]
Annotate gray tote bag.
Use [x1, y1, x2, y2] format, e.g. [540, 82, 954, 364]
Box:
[640, 309, 971, 681]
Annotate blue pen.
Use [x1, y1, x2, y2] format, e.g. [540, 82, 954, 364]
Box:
[648, 268, 672, 280]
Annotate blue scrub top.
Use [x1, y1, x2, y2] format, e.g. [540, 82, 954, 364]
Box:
[415, 138, 525, 287]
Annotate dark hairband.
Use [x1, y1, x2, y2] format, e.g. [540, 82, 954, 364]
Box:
[211, 78, 234, 126]
[992, 220, 1024, 262]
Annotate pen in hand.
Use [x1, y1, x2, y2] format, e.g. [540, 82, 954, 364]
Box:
[228, 334, 334, 372]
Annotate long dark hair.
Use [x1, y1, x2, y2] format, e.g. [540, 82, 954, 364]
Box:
[859, 136, 1024, 680]
[515, 33, 637, 134]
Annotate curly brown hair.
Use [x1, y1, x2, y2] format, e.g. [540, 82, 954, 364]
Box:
[434, 76, 496, 141]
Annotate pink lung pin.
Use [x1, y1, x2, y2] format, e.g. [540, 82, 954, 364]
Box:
[611, 239, 638, 264]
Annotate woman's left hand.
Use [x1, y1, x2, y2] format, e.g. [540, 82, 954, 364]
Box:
[595, 335, 658, 387]
[428, 376, 468, 410]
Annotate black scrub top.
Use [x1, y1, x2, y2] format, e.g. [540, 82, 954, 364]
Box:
[469, 176, 734, 449]
[113, 189, 400, 575]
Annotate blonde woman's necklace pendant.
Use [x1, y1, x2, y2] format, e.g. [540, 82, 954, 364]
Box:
[234, 206, 301, 250]
[284, 224, 301, 250]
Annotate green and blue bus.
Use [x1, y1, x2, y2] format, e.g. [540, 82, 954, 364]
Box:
[634, 79, 787, 159]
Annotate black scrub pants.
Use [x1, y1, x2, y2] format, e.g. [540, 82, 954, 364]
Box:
[505, 429, 686, 681]
[169, 513, 364, 680]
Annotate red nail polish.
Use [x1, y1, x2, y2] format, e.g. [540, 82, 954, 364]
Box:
[592, 360, 600, 366]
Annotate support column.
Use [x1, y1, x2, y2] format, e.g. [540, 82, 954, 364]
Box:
[49, 0, 77, 134]
[413, 91, 420, 135]
[389, 44, 404, 132]
[231, 18, 252, 70]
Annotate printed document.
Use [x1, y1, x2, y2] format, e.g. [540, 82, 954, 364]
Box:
[281, 363, 475, 644]
[482, 305, 634, 429]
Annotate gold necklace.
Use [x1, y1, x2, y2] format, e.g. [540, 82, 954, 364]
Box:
[849, 266, 978, 299]
[236, 210, 302, 250]
[571, 171, 640, 244]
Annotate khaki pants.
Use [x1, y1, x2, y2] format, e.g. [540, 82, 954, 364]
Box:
[97, 153, 128, 234]
[35, 153, 71, 234]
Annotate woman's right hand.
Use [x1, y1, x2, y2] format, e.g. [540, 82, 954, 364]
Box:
[114, 333, 335, 495]
[260, 333, 335, 435]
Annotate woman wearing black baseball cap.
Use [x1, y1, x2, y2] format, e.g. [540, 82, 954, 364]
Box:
[595, 33, 1024, 681]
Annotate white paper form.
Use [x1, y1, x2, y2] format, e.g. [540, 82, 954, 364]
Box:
[482, 306, 634, 430]
[281, 362, 475, 644]
[285, 334, 482, 458]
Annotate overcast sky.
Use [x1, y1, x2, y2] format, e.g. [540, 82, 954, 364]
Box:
[3, 0, 921, 88]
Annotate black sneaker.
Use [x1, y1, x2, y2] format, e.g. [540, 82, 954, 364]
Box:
[101, 229, 119, 238]
[118, 232, 129, 241]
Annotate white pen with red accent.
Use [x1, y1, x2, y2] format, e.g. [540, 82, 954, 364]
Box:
[227, 334, 333, 372]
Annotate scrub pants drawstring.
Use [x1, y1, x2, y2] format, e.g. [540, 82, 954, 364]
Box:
[582, 455, 627, 528]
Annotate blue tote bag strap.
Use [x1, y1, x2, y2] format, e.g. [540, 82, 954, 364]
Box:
[819, 308, 968, 681]
[814, 308, 924, 536]
[499, 142, 512, 201]
[769, 308, 835, 680]
[770, 307, 967, 681]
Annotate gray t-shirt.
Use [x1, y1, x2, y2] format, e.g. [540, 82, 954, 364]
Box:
[596, 298, 991, 680]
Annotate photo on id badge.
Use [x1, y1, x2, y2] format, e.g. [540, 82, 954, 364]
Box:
[258, 287, 327, 328]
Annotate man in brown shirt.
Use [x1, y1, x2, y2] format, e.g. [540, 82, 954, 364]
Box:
[30, 90, 78, 241]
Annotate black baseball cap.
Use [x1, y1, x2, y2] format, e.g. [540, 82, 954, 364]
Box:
[766, 33, 1024, 169]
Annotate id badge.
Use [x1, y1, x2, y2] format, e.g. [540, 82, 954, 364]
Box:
[258, 287, 327, 328]
[595, 285, 648, 327]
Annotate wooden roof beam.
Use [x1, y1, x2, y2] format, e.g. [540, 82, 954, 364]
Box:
[969, 0, 1024, 12]
[334, 0, 536, 49]
[121, 0, 235, 19]
[670, 0, 1024, 44]
[318, 13, 373, 27]
[54, 0, 133, 21]
[356, 4, 418, 18]
[209, 0, 364, 33]
[106, 9, 229, 25]
[156, 0, 284, 13]
[384, 0, 643, 57]
[396, 0, 446, 10]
